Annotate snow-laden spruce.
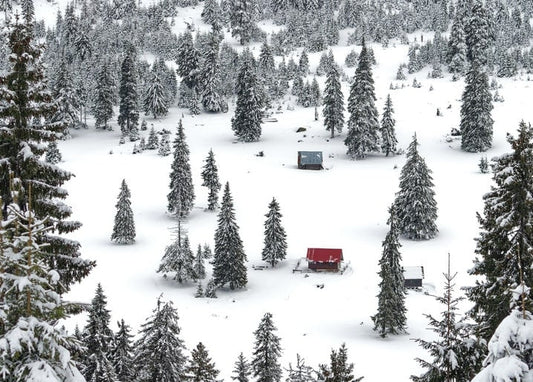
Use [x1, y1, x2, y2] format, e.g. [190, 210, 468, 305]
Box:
[111, 319, 135, 382]
[394, 134, 438, 240]
[318, 344, 363, 382]
[199, 31, 227, 113]
[201, 149, 222, 211]
[111, 179, 136, 244]
[262, 198, 288, 267]
[286, 354, 316, 382]
[252, 313, 283, 382]
[322, 56, 344, 139]
[372, 205, 407, 337]
[380, 94, 398, 156]
[212, 182, 247, 290]
[158, 226, 196, 283]
[186, 342, 220, 382]
[118, 50, 139, 139]
[233, 353, 252, 382]
[143, 71, 169, 119]
[93, 59, 114, 130]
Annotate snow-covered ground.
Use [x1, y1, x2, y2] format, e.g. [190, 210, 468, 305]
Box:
[30, 0, 533, 380]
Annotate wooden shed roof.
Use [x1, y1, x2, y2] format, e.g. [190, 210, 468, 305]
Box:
[306, 248, 343, 263]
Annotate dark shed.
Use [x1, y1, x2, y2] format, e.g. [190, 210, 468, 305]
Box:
[298, 151, 323, 170]
[403, 266, 424, 288]
[307, 248, 343, 271]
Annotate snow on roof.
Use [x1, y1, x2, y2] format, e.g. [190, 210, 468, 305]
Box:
[403, 266, 424, 280]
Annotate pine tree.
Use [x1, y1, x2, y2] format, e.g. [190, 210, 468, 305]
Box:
[168, 120, 195, 217]
[372, 205, 407, 337]
[322, 62, 344, 139]
[262, 198, 287, 267]
[286, 354, 316, 382]
[205, 278, 218, 298]
[380, 94, 397, 156]
[202, 0, 222, 27]
[298, 50, 309, 76]
[447, 16, 467, 77]
[345, 39, 380, 159]
[51, 59, 80, 135]
[110, 179, 136, 244]
[229, 0, 255, 44]
[0, 197, 86, 381]
[232, 353, 252, 382]
[118, 51, 139, 138]
[318, 344, 363, 382]
[194, 244, 207, 280]
[200, 31, 226, 113]
[465, 0, 492, 68]
[0, 17, 94, 293]
[45, 140, 62, 164]
[187, 342, 220, 382]
[212, 182, 247, 290]
[460, 64, 493, 153]
[82, 284, 117, 382]
[93, 59, 115, 130]
[251, 313, 283, 382]
[201, 149, 222, 211]
[412, 256, 485, 382]
[232, 50, 263, 142]
[146, 126, 159, 149]
[394, 134, 438, 240]
[176, 31, 200, 90]
[466, 122, 533, 341]
[134, 296, 188, 382]
[159, 133, 171, 156]
[111, 319, 135, 382]
[158, 222, 197, 283]
[144, 71, 169, 118]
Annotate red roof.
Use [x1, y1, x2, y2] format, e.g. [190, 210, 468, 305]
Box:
[306, 248, 343, 263]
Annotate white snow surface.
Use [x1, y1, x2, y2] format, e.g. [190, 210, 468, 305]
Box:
[27, 0, 533, 380]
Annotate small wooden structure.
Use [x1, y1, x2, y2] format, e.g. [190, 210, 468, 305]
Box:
[403, 266, 424, 288]
[306, 248, 343, 271]
[298, 151, 323, 170]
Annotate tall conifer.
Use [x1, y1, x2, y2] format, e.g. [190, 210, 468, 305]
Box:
[201, 149, 222, 211]
[261, 198, 287, 267]
[251, 313, 283, 382]
[322, 61, 344, 139]
[111, 179, 136, 244]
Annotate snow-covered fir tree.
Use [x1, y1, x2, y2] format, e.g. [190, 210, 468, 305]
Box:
[465, 0, 492, 68]
[447, 16, 467, 77]
[318, 344, 363, 382]
[0, 16, 94, 293]
[186, 342, 220, 382]
[176, 31, 199, 90]
[111, 319, 135, 382]
[0, 198, 86, 382]
[51, 59, 80, 135]
[194, 244, 207, 280]
[372, 205, 407, 337]
[460, 63, 493, 153]
[143, 71, 169, 118]
[262, 198, 287, 267]
[322, 61, 344, 139]
[159, 133, 171, 156]
[232, 353, 252, 382]
[199, 31, 226, 113]
[394, 134, 438, 240]
[252, 313, 283, 382]
[466, 122, 533, 341]
[286, 354, 316, 382]
[82, 283, 117, 382]
[232, 49, 263, 142]
[205, 278, 218, 298]
[111, 179, 136, 244]
[45, 140, 62, 164]
[212, 182, 247, 290]
[168, 120, 195, 217]
[345, 39, 380, 159]
[201, 149, 222, 211]
[93, 59, 115, 130]
[202, 0, 222, 27]
[412, 256, 485, 382]
[158, 225, 197, 283]
[380, 94, 397, 156]
[118, 50, 140, 138]
[299, 50, 309, 75]
[229, 0, 255, 44]
[146, 126, 159, 149]
[134, 296, 188, 382]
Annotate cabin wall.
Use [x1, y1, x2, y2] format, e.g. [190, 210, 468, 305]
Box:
[308, 261, 339, 271]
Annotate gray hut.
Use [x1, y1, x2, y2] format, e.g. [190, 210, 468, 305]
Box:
[298, 151, 323, 170]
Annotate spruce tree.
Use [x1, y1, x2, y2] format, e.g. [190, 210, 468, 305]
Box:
[447, 16, 467, 77]
[460, 64, 493, 153]
[205, 278, 218, 298]
[0, 16, 94, 293]
[286, 354, 316, 382]
[118, 51, 139, 138]
[412, 257, 485, 382]
[187, 342, 220, 382]
[229, 0, 255, 45]
[322, 62, 344, 139]
[232, 50, 263, 142]
[318, 344, 363, 382]
[82, 284, 117, 382]
[143, 71, 169, 118]
[466, 122, 533, 341]
[251, 313, 283, 382]
[465, 0, 492, 68]
[202, 0, 222, 27]
[233, 353, 252, 382]
[111, 319, 135, 382]
[201, 149, 222, 211]
[159, 133, 171, 156]
[146, 126, 159, 149]
[261, 198, 287, 268]
[345, 39, 380, 159]
[380, 94, 397, 156]
[158, 227, 196, 283]
[111, 179, 136, 244]
[168, 120, 195, 217]
[200, 31, 226, 113]
[372, 205, 407, 337]
[194, 244, 207, 280]
[93, 59, 115, 130]
[176, 31, 199, 90]
[134, 297, 188, 382]
[212, 182, 247, 290]
[45, 140, 62, 164]
[51, 59, 80, 135]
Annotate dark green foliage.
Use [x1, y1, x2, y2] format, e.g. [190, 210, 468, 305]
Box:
[187, 342, 220, 382]
[158, 222, 196, 283]
[322, 63, 344, 139]
[118, 52, 139, 137]
[465, 0, 493, 67]
[111, 179, 136, 244]
[380, 94, 397, 156]
[176, 31, 199, 90]
[262, 198, 287, 267]
[466, 122, 533, 341]
[199, 31, 226, 113]
[143, 71, 169, 118]
[111, 319, 135, 382]
[93, 60, 115, 130]
[318, 344, 363, 382]
[286, 354, 316, 382]
[134, 297, 188, 382]
[212, 182, 247, 290]
[232, 50, 263, 142]
[45, 140, 62, 164]
[252, 313, 283, 382]
[372, 205, 406, 337]
[229, 0, 255, 44]
[394, 134, 438, 240]
[345, 40, 380, 159]
[167, 120, 195, 217]
[146, 126, 159, 149]
[201, 149, 222, 211]
[232, 353, 251, 382]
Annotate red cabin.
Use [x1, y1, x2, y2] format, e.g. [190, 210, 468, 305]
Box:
[306, 248, 343, 271]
